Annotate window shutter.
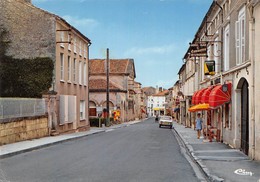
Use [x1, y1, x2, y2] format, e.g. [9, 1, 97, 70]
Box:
[235, 21, 240, 65]
[241, 18, 245, 63]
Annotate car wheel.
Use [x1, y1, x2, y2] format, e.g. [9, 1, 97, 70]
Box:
[159, 124, 161, 128]
[169, 126, 172, 129]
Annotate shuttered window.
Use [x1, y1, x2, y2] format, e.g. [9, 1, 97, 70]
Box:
[235, 6, 246, 65]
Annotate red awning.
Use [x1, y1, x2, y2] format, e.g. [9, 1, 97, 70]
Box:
[192, 90, 199, 105]
[195, 88, 208, 104]
[201, 86, 214, 104]
[209, 83, 232, 108]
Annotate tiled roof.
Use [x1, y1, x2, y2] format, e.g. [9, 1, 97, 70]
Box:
[89, 59, 135, 76]
[89, 78, 119, 90]
[153, 90, 169, 97]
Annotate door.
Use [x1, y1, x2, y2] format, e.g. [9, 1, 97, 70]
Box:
[241, 81, 249, 155]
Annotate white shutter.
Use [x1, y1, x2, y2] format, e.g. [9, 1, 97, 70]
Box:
[60, 95, 69, 124]
[68, 34, 71, 50]
[235, 21, 240, 65]
[68, 96, 76, 123]
[214, 37, 219, 73]
[241, 18, 245, 63]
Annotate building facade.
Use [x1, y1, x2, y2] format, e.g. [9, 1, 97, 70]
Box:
[179, 0, 260, 160]
[151, 90, 169, 117]
[0, 0, 91, 134]
[89, 59, 137, 123]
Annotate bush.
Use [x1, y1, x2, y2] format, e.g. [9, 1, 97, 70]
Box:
[89, 117, 114, 127]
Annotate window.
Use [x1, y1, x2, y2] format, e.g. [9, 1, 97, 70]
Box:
[214, 37, 220, 73]
[89, 101, 97, 117]
[236, 6, 246, 65]
[84, 62, 87, 85]
[60, 53, 64, 81]
[60, 31, 64, 48]
[68, 34, 71, 51]
[84, 44, 87, 58]
[79, 61, 82, 85]
[79, 41, 82, 56]
[60, 95, 76, 124]
[224, 24, 230, 71]
[68, 56, 71, 82]
[74, 37, 77, 53]
[80, 100, 86, 120]
[224, 103, 231, 129]
[73, 58, 76, 82]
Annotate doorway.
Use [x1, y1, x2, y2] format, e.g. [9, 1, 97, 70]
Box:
[241, 80, 249, 155]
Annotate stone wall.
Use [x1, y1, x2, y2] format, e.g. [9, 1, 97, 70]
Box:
[0, 116, 49, 145]
[0, 0, 56, 60]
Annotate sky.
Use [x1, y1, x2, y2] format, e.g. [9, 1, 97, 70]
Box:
[32, 0, 212, 89]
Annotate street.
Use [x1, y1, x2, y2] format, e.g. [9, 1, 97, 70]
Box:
[0, 118, 201, 182]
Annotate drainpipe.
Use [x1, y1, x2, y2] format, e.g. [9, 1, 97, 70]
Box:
[248, 3, 255, 160]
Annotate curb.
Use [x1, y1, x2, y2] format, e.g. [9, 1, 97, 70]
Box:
[0, 130, 105, 159]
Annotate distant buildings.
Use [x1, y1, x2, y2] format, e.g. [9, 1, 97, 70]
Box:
[146, 87, 169, 117]
[89, 59, 139, 122]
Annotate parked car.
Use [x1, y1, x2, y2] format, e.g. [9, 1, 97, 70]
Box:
[159, 116, 173, 129]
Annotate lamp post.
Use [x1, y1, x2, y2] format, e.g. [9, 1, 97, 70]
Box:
[106, 48, 110, 126]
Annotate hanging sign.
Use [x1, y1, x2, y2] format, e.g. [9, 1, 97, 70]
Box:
[204, 60, 215, 75]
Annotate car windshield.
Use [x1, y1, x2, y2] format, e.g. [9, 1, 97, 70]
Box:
[161, 116, 172, 120]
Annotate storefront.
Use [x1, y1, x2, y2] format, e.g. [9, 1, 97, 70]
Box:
[189, 83, 232, 142]
[153, 107, 165, 116]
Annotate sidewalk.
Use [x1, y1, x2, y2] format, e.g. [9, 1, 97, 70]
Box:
[172, 122, 260, 182]
[0, 120, 141, 159]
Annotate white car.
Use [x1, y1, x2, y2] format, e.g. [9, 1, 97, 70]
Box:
[159, 116, 173, 129]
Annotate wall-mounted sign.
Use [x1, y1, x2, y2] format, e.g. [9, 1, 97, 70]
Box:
[191, 48, 207, 54]
[190, 53, 208, 57]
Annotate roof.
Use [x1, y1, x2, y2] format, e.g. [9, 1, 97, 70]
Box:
[177, 64, 186, 75]
[89, 59, 136, 78]
[153, 90, 169, 97]
[89, 78, 127, 93]
[89, 79, 118, 90]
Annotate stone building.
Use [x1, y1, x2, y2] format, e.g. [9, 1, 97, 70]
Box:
[134, 81, 146, 119]
[179, 0, 260, 160]
[89, 59, 137, 123]
[0, 0, 91, 134]
[143, 87, 157, 117]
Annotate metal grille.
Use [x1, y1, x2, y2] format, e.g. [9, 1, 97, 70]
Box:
[0, 98, 46, 120]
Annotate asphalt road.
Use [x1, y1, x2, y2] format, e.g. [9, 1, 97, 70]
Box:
[0, 118, 200, 182]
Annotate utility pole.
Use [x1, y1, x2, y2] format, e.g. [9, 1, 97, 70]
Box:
[106, 48, 110, 126]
